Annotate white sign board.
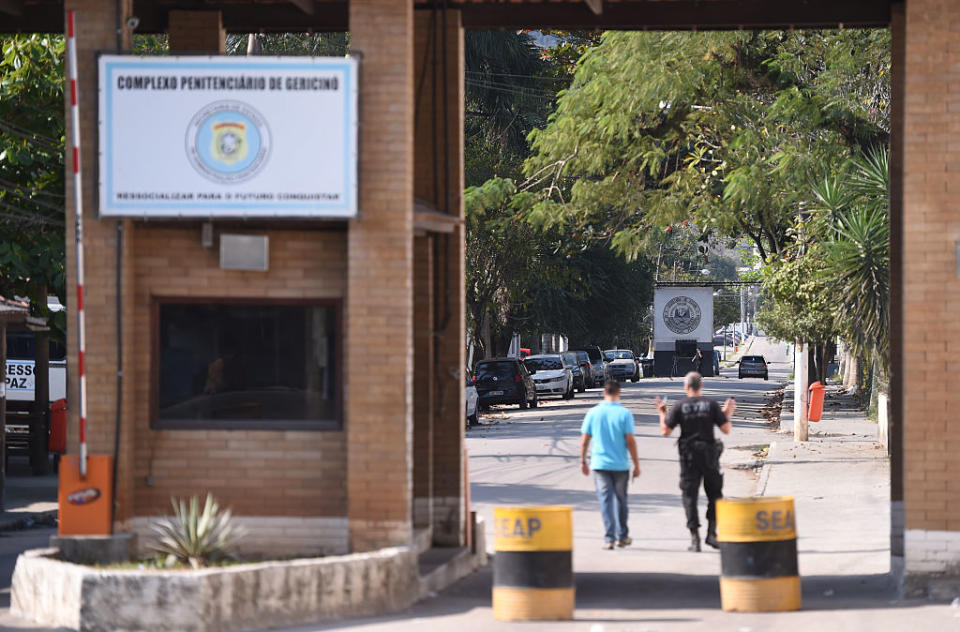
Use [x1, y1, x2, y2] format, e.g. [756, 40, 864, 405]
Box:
[4, 360, 35, 392]
[653, 287, 714, 347]
[98, 55, 358, 218]
[3, 360, 67, 402]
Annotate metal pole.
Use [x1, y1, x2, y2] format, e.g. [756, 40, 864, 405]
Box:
[67, 10, 89, 477]
[794, 341, 809, 442]
[740, 285, 747, 341]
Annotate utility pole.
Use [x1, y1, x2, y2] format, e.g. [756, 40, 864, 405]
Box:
[794, 340, 809, 441]
[740, 285, 747, 340]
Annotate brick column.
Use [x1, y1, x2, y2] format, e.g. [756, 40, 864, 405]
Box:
[902, 0, 960, 592]
[62, 0, 135, 521]
[168, 10, 225, 53]
[347, 0, 415, 551]
[413, 235, 435, 529]
[889, 0, 905, 563]
[413, 8, 466, 546]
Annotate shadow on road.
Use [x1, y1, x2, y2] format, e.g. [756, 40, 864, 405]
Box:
[471, 482, 681, 514]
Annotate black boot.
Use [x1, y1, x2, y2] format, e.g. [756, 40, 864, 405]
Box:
[705, 521, 719, 549]
[688, 528, 701, 552]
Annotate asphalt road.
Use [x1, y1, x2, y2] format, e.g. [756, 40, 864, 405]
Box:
[468, 336, 791, 577]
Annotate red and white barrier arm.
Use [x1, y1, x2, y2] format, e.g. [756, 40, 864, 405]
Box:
[66, 10, 88, 477]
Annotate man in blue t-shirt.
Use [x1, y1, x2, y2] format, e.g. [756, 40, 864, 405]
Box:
[580, 380, 641, 550]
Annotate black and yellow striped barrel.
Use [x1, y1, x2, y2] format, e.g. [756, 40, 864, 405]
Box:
[716, 496, 801, 612]
[492, 506, 574, 621]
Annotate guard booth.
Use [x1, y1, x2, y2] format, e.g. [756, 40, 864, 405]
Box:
[653, 285, 715, 378]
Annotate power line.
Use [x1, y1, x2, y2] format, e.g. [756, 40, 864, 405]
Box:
[465, 70, 571, 83]
[0, 199, 64, 226]
[0, 187, 64, 213]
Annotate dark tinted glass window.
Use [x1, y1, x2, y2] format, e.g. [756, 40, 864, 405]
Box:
[6, 333, 67, 361]
[475, 361, 517, 379]
[525, 357, 563, 371]
[575, 351, 588, 363]
[156, 302, 339, 429]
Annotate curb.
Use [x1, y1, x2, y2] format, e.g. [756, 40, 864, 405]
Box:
[0, 510, 57, 532]
[756, 375, 788, 497]
[756, 441, 777, 496]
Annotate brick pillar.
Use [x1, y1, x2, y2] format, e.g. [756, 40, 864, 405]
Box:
[168, 10, 225, 53]
[902, 0, 960, 591]
[413, 235, 435, 529]
[347, 0, 415, 551]
[62, 0, 136, 522]
[889, 0, 905, 563]
[413, 8, 465, 546]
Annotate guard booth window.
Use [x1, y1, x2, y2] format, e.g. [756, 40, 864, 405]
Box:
[154, 300, 340, 430]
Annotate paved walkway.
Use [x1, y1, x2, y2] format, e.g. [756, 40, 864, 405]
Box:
[2, 341, 956, 630]
[277, 339, 945, 631]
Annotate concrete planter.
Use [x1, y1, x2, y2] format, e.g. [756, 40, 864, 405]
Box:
[12, 546, 419, 631]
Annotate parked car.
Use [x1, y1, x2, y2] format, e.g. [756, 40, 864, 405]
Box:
[561, 352, 586, 393]
[473, 358, 538, 409]
[574, 346, 606, 385]
[604, 349, 640, 382]
[465, 379, 479, 427]
[524, 354, 575, 400]
[713, 350, 721, 376]
[738, 355, 769, 380]
[569, 350, 598, 389]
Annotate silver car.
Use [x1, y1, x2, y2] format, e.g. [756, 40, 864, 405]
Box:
[524, 354, 575, 401]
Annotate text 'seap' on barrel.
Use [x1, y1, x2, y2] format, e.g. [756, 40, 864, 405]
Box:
[493, 506, 574, 621]
[716, 496, 800, 612]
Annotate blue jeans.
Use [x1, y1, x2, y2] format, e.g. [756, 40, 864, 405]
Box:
[593, 469, 630, 542]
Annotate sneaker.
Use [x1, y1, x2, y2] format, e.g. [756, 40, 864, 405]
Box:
[602, 541, 615, 550]
[616, 537, 632, 548]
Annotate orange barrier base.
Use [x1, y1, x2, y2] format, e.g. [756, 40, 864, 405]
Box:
[58, 455, 114, 536]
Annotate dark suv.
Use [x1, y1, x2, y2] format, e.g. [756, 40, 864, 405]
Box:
[738, 355, 769, 380]
[473, 358, 538, 410]
[573, 346, 605, 387]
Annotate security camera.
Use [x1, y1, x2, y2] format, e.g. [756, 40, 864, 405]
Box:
[126, 16, 140, 30]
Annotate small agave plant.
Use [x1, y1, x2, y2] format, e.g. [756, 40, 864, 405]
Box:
[150, 494, 244, 569]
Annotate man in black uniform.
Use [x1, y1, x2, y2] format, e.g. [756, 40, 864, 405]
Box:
[655, 372, 735, 552]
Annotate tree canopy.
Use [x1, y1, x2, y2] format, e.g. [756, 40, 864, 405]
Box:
[0, 35, 66, 327]
[521, 29, 890, 264]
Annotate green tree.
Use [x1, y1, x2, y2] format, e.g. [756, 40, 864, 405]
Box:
[520, 29, 889, 264]
[816, 148, 889, 370]
[0, 35, 66, 330]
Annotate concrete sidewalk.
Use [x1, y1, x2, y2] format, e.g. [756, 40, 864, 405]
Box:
[770, 386, 890, 578]
[280, 375, 938, 631]
[0, 460, 58, 531]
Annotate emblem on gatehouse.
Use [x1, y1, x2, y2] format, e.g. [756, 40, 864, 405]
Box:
[186, 101, 271, 183]
[663, 296, 701, 335]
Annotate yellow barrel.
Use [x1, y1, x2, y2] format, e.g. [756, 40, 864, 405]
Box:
[716, 496, 801, 612]
[492, 506, 574, 621]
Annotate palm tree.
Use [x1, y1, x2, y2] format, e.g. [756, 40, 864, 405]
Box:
[810, 147, 889, 396]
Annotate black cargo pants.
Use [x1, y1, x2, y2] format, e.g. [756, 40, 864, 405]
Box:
[678, 439, 723, 531]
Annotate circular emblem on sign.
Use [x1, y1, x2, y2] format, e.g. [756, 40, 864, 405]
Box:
[185, 101, 270, 183]
[663, 296, 702, 335]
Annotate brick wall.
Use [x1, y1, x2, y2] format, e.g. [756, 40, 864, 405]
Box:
[130, 227, 349, 519]
[346, 0, 415, 551]
[903, 0, 960, 574]
[63, 0, 135, 515]
[413, 235, 434, 528]
[168, 10, 225, 53]
[412, 8, 466, 546]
